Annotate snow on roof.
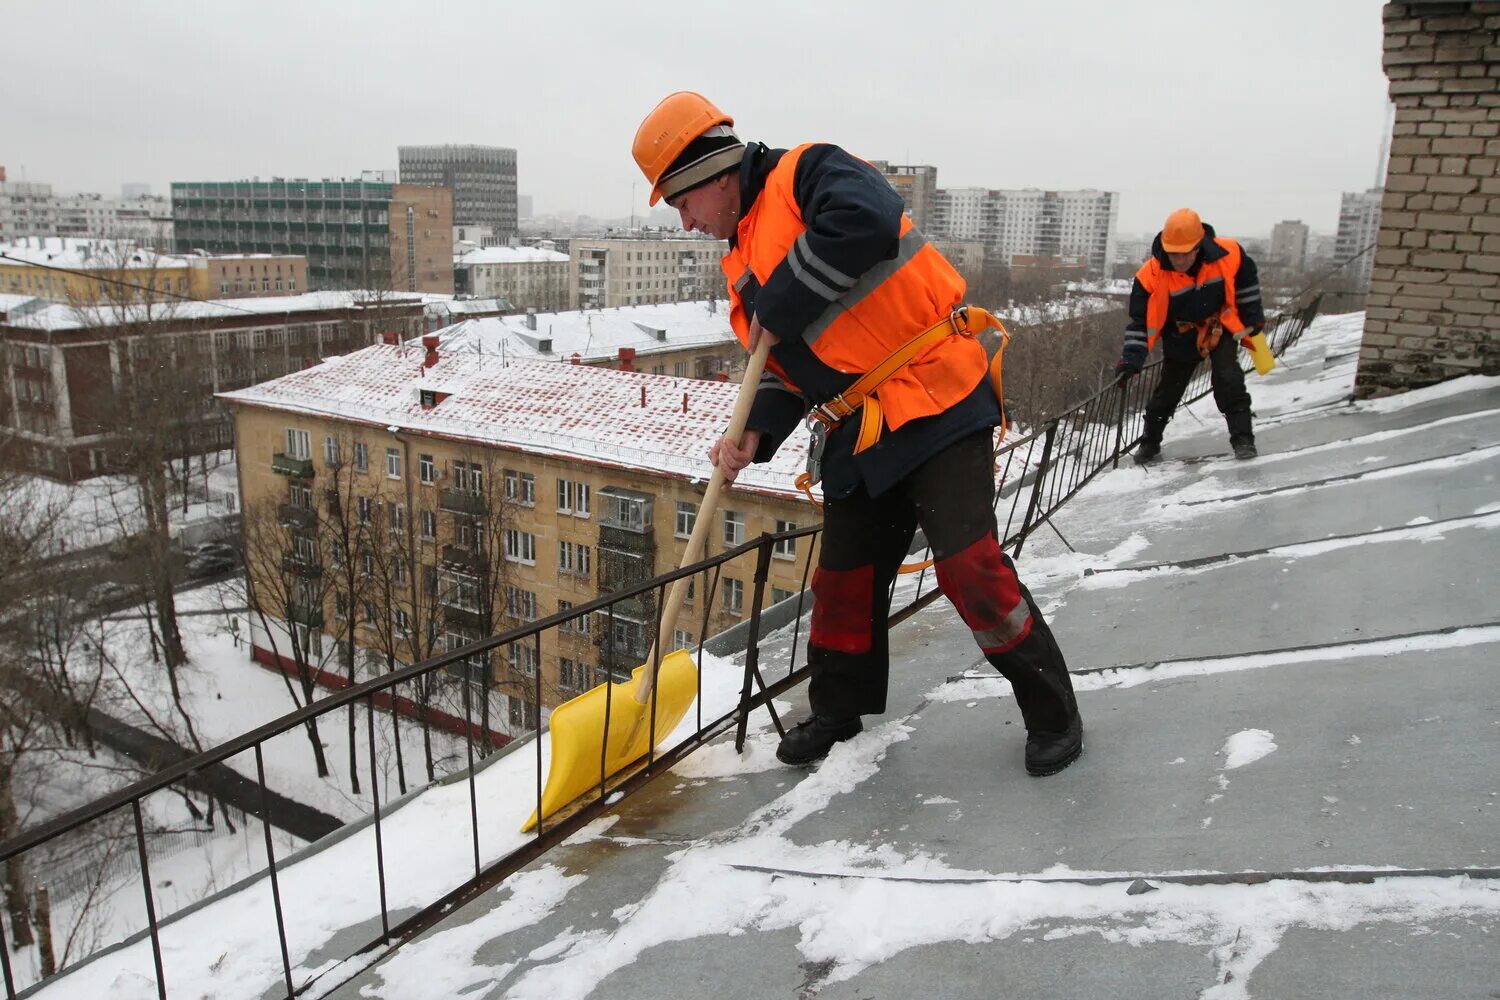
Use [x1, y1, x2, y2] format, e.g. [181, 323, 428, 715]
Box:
[454, 246, 569, 265]
[994, 295, 1122, 325]
[219, 343, 812, 499]
[2, 290, 425, 333]
[0, 236, 187, 270]
[425, 300, 735, 363]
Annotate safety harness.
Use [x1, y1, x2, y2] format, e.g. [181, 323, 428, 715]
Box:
[792, 305, 1012, 573]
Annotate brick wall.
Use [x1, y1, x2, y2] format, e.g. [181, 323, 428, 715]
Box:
[1357, 1, 1500, 397]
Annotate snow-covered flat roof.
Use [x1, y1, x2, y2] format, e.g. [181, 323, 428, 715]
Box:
[0, 236, 187, 270]
[427, 300, 736, 363]
[219, 342, 810, 499]
[2, 290, 425, 333]
[455, 246, 569, 265]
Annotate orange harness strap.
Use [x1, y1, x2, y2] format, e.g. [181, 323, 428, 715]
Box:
[793, 305, 1012, 574]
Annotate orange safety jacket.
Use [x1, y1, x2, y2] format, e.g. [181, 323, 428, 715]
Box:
[1138, 237, 1249, 356]
[721, 143, 988, 436]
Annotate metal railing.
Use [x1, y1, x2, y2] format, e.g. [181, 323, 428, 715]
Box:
[0, 291, 1331, 1000]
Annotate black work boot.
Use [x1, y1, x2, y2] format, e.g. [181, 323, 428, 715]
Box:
[1134, 414, 1167, 464]
[1026, 712, 1084, 776]
[1226, 410, 1256, 460]
[776, 715, 863, 766]
[1231, 437, 1258, 460]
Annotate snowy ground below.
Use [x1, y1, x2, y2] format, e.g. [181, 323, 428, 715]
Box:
[23, 312, 1500, 1000]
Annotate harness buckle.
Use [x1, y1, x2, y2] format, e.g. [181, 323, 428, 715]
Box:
[808, 394, 854, 427]
[949, 305, 971, 336]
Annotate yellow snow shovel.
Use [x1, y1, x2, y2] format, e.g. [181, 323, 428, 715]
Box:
[523, 338, 773, 831]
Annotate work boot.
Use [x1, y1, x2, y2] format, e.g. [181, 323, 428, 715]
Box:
[1133, 440, 1161, 464]
[1231, 436, 1258, 460]
[1026, 712, 1084, 776]
[776, 715, 863, 766]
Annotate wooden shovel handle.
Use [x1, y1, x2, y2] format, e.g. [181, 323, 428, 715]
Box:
[636, 336, 773, 705]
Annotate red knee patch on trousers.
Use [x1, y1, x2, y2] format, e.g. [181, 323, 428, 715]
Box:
[935, 535, 1033, 654]
[811, 565, 876, 654]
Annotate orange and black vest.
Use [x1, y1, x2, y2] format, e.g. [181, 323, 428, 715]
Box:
[1137, 237, 1249, 351]
[721, 143, 987, 434]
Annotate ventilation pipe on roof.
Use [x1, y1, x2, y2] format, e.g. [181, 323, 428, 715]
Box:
[682, 392, 688, 413]
[640, 386, 647, 407]
[525, 308, 536, 331]
[422, 333, 440, 368]
[571, 352, 582, 365]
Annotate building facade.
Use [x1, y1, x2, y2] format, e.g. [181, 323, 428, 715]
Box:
[930, 187, 1118, 279]
[388, 184, 455, 295]
[1335, 189, 1384, 292]
[399, 145, 518, 240]
[453, 245, 569, 312]
[872, 162, 939, 231]
[222, 344, 817, 741]
[1269, 219, 1311, 273]
[1356, 0, 1500, 397]
[0, 176, 58, 240]
[0, 291, 425, 479]
[171, 176, 453, 292]
[0, 237, 309, 303]
[569, 236, 727, 310]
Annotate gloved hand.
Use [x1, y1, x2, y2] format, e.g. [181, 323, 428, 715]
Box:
[1114, 358, 1140, 385]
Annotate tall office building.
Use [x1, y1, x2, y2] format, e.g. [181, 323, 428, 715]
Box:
[399, 145, 518, 239]
[1335, 189, 1383, 292]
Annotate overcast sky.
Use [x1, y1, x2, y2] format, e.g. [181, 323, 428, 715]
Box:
[7, 0, 1389, 237]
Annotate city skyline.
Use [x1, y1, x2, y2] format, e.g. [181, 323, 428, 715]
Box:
[7, 0, 1388, 237]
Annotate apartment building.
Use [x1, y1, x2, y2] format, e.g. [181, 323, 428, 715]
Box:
[171, 175, 453, 292]
[1269, 220, 1310, 273]
[0, 237, 308, 303]
[1336, 188, 1383, 292]
[221, 342, 817, 741]
[429, 300, 739, 377]
[0, 290, 424, 479]
[399, 145, 518, 240]
[569, 236, 727, 310]
[453, 245, 569, 312]
[871, 162, 939, 231]
[930, 187, 1119, 279]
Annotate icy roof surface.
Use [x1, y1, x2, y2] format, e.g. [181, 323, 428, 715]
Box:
[2, 290, 425, 332]
[220, 342, 810, 497]
[454, 246, 569, 265]
[426, 299, 736, 362]
[0, 236, 187, 270]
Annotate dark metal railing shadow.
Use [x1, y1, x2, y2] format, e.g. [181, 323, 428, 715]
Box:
[0, 287, 1335, 1000]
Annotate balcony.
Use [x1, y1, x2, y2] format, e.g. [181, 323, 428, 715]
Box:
[442, 602, 486, 631]
[281, 555, 322, 579]
[441, 543, 486, 571]
[271, 452, 314, 478]
[438, 488, 487, 516]
[286, 602, 324, 628]
[278, 503, 317, 530]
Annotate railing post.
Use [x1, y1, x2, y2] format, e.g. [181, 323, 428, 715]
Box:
[365, 695, 389, 941]
[1013, 423, 1057, 560]
[254, 744, 294, 1000]
[1112, 381, 1129, 470]
[131, 800, 167, 1000]
[735, 536, 777, 752]
[0, 902, 16, 1000]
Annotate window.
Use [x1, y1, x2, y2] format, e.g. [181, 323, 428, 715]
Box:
[508, 696, 538, 730]
[288, 481, 312, 509]
[285, 428, 311, 460]
[393, 608, 410, 633]
[293, 533, 317, 563]
[507, 643, 538, 676]
[504, 470, 535, 506]
[723, 578, 744, 615]
[392, 557, 407, 585]
[390, 503, 405, 533]
[362, 600, 377, 624]
[386, 447, 401, 479]
[675, 501, 697, 539]
[556, 478, 591, 516]
[558, 599, 592, 635]
[723, 510, 745, 546]
[453, 460, 483, 494]
[353, 442, 368, 472]
[673, 629, 694, 652]
[559, 657, 586, 691]
[673, 361, 688, 377]
[334, 593, 348, 620]
[504, 529, 536, 564]
[774, 520, 797, 559]
[357, 497, 373, 524]
[772, 586, 795, 604]
[331, 541, 346, 568]
[361, 550, 375, 576]
[324, 436, 340, 466]
[506, 586, 537, 620]
[557, 541, 591, 577]
[419, 509, 437, 540]
[419, 453, 435, 484]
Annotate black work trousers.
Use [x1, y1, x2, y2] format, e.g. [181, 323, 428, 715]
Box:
[807, 430, 1077, 733]
[1144, 334, 1253, 441]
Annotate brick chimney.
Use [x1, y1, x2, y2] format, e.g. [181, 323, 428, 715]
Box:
[382, 330, 400, 345]
[422, 334, 440, 368]
[617, 346, 637, 371]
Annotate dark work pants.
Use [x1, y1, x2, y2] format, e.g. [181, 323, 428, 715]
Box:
[807, 430, 1077, 733]
[1144, 334, 1254, 442]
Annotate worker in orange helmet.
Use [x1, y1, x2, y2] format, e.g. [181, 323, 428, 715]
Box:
[632, 92, 1082, 776]
[1115, 208, 1266, 462]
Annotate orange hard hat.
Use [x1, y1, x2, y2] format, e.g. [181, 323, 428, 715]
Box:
[633, 91, 735, 205]
[1161, 208, 1206, 253]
